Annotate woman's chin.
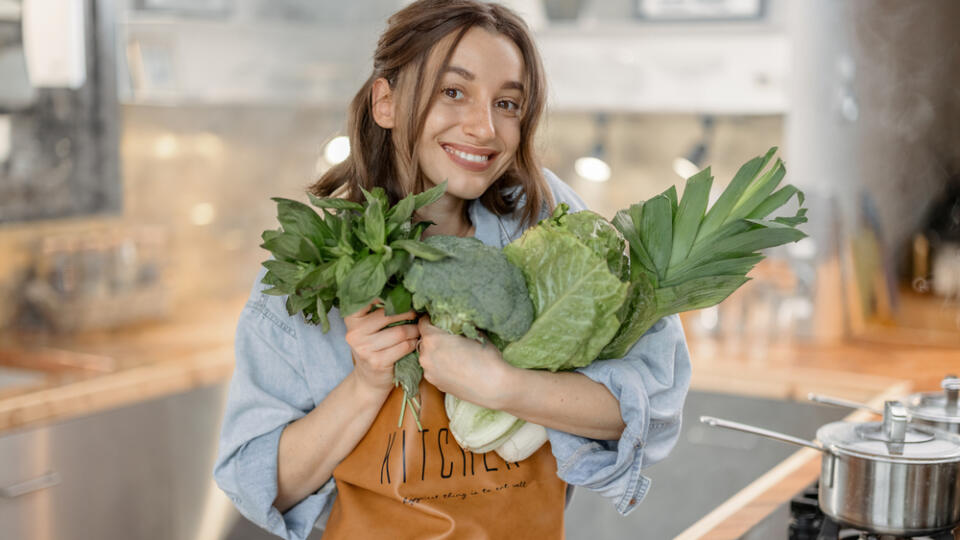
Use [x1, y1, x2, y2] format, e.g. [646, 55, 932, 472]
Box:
[430, 175, 495, 201]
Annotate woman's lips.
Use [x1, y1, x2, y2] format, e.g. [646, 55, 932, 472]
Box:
[442, 144, 498, 172]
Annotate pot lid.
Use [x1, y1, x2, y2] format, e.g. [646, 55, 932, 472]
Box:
[905, 375, 960, 424]
[817, 401, 960, 463]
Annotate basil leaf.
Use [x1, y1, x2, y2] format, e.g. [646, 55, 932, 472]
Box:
[316, 296, 330, 333]
[261, 229, 283, 243]
[412, 221, 435, 240]
[383, 284, 413, 315]
[363, 195, 386, 251]
[338, 213, 356, 256]
[361, 186, 389, 213]
[308, 193, 363, 212]
[263, 260, 308, 285]
[261, 270, 293, 294]
[261, 287, 287, 296]
[334, 256, 355, 286]
[338, 254, 387, 316]
[261, 232, 318, 262]
[413, 181, 447, 210]
[272, 197, 329, 246]
[387, 194, 416, 227]
[383, 249, 412, 277]
[391, 239, 449, 261]
[296, 261, 336, 291]
[285, 293, 315, 317]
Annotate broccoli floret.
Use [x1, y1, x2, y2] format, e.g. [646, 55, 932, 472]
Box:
[403, 235, 534, 345]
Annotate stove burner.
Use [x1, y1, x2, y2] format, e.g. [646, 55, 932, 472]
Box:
[787, 480, 957, 540]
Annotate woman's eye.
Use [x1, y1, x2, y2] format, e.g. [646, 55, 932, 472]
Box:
[497, 100, 521, 113]
[442, 87, 464, 100]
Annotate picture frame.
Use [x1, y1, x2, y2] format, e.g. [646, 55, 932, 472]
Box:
[635, 0, 766, 23]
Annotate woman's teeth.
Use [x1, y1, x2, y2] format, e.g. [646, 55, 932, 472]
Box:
[444, 146, 490, 162]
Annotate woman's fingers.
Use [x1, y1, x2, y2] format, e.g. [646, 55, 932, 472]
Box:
[373, 338, 419, 369]
[371, 322, 420, 352]
[351, 307, 418, 333]
[346, 317, 419, 356]
[343, 298, 382, 320]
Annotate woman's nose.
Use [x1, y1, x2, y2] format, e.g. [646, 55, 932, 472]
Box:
[462, 102, 496, 141]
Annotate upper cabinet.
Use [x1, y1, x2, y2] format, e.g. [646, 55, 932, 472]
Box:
[119, 0, 788, 114]
[0, 0, 121, 224]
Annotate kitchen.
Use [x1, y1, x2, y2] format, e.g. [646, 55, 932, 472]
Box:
[1, 0, 959, 539]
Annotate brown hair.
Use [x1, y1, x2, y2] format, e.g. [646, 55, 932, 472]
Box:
[309, 0, 553, 227]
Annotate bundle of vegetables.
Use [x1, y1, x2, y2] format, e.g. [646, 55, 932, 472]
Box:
[259, 182, 453, 425]
[259, 181, 535, 428]
[449, 147, 808, 461]
[260, 147, 808, 462]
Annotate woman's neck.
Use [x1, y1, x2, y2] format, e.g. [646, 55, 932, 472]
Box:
[417, 193, 474, 238]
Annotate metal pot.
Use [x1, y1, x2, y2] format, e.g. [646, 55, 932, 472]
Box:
[809, 374, 960, 435]
[701, 401, 960, 536]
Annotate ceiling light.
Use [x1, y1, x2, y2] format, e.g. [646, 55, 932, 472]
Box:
[190, 202, 216, 226]
[672, 157, 700, 180]
[154, 134, 179, 159]
[324, 135, 350, 165]
[576, 113, 612, 183]
[575, 156, 611, 183]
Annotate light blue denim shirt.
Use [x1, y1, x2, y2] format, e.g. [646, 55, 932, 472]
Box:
[214, 170, 691, 540]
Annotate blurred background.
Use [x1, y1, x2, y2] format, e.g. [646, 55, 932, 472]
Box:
[0, 1, 958, 539]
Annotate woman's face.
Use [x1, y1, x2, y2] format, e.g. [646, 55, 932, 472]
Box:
[416, 26, 525, 201]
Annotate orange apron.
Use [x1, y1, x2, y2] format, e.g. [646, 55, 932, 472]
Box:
[323, 380, 567, 539]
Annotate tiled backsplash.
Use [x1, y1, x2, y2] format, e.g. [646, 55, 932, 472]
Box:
[0, 106, 782, 331]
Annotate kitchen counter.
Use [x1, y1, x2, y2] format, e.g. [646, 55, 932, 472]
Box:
[679, 334, 960, 539]
[0, 298, 957, 538]
[0, 297, 246, 432]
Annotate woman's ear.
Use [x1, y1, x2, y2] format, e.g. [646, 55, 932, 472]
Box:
[371, 77, 395, 129]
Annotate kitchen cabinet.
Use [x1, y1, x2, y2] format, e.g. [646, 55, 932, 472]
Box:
[0, 382, 229, 540]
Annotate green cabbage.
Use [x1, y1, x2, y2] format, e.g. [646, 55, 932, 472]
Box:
[501, 208, 628, 371]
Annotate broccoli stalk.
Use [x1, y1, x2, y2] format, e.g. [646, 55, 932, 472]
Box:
[399, 235, 535, 429]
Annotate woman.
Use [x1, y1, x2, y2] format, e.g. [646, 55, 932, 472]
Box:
[214, 1, 690, 538]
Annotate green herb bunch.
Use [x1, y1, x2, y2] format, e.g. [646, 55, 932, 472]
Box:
[259, 182, 450, 426]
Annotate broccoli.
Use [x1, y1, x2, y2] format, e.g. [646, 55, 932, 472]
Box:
[403, 235, 534, 347]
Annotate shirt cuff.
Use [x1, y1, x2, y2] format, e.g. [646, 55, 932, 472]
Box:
[546, 356, 655, 516]
[230, 424, 337, 540]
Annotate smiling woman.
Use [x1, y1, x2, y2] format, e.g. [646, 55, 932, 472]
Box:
[213, 1, 691, 539]
[307, 0, 551, 234]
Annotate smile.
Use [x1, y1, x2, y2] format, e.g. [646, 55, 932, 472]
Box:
[443, 145, 491, 162]
[441, 144, 498, 172]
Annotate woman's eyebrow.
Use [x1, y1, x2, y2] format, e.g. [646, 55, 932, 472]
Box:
[445, 65, 524, 92]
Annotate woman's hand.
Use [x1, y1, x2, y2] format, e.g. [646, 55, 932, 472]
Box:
[343, 301, 420, 397]
[417, 315, 513, 409]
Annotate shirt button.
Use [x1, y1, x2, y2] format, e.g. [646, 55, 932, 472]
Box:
[629, 498, 637, 506]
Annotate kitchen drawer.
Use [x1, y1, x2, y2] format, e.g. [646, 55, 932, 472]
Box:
[0, 382, 230, 540]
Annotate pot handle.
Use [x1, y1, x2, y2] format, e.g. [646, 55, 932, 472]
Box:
[807, 393, 883, 415]
[943, 375, 959, 410]
[700, 416, 823, 452]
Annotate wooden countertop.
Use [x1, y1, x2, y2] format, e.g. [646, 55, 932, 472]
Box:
[0, 297, 246, 433]
[0, 296, 956, 537]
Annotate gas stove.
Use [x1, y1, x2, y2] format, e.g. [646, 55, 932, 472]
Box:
[742, 480, 958, 540]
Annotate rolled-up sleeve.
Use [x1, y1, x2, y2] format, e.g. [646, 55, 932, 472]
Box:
[545, 314, 691, 515]
[213, 294, 336, 540]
